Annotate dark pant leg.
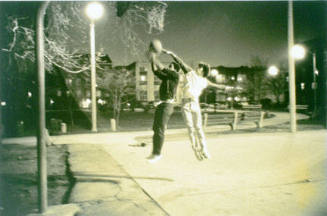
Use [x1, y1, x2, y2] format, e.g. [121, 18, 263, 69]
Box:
[152, 103, 174, 155]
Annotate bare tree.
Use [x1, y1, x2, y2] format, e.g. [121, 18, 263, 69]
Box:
[2, 2, 168, 73]
[242, 56, 268, 103]
[97, 63, 136, 126]
[1, 2, 168, 132]
[265, 63, 288, 105]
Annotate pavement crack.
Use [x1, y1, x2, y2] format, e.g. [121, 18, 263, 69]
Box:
[62, 147, 77, 204]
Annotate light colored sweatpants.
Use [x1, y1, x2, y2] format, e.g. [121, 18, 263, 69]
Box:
[181, 101, 208, 151]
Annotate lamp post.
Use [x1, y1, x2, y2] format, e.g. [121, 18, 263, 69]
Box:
[85, 2, 103, 132]
[312, 53, 318, 118]
[288, 42, 308, 132]
[288, 0, 297, 132]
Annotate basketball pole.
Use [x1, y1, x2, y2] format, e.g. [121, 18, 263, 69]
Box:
[36, 1, 50, 213]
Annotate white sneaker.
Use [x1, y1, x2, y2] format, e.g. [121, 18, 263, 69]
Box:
[147, 154, 162, 163]
[202, 149, 211, 159]
[191, 144, 203, 161]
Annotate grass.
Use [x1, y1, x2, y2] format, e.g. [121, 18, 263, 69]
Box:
[3, 109, 326, 136]
[0, 144, 70, 216]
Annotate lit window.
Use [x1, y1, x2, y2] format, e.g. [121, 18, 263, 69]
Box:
[81, 98, 91, 108]
[140, 75, 146, 82]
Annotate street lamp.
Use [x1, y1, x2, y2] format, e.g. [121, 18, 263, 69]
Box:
[288, 1, 297, 132]
[291, 44, 306, 60]
[287, 43, 306, 133]
[268, 65, 279, 76]
[85, 2, 104, 132]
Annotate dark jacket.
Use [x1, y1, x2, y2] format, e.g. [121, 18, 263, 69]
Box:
[153, 68, 179, 101]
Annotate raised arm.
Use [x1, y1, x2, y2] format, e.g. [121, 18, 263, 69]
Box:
[150, 52, 164, 72]
[207, 80, 227, 90]
[149, 52, 178, 80]
[162, 49, 192, 74]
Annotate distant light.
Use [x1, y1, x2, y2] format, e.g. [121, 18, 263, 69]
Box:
[301, 82, 305, 90]
[81, 98, 92, 108]
[291, 44, 306, 60]
[97, 99, 106, 105]
[86, 2, 104, 20]
[314, 69, 319, 75]
[28, 91, 32, 98]
[237, 77, 243, 82]
[210, 69, 218, 77]
[227, 97, 233, 101]
[234, 96, 240, 101]
[50, 99, 54, 104]
[231, 76, 235, 81]
[268, 65, 279, 76]
[1, 101, 6, 106]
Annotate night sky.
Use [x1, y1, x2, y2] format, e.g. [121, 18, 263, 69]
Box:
[156, 1, 325, 67]
[0, 1, 325, 67]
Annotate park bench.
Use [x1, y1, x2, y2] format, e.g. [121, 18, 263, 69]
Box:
[203, 111, 242, 130]
[241, 111, 265, 128]
[203, 110, 265, 130]
[242, 104, 262, 110]
[287, 104, 309, 111]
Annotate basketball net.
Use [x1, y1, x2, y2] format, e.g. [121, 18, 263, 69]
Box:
[146, 2, 167, 33]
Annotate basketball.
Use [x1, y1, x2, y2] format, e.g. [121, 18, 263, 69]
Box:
[149, 39, 162, 54]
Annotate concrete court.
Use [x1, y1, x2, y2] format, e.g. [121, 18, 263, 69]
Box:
[101, 130, 327, 216]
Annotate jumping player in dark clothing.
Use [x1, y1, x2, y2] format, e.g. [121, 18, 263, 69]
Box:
[147, 51, 180, 163]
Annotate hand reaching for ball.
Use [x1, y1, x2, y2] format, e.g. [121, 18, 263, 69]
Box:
[162, 49, 173, 55]
[149, 39, 163, 54]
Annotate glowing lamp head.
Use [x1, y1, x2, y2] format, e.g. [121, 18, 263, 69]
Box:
[86, 2, 104, 20]
[291, 44, 306, 60]
[268, 65, 279, 76]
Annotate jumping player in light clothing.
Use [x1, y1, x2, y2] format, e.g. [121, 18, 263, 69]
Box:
[163, 49, 226, 160]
